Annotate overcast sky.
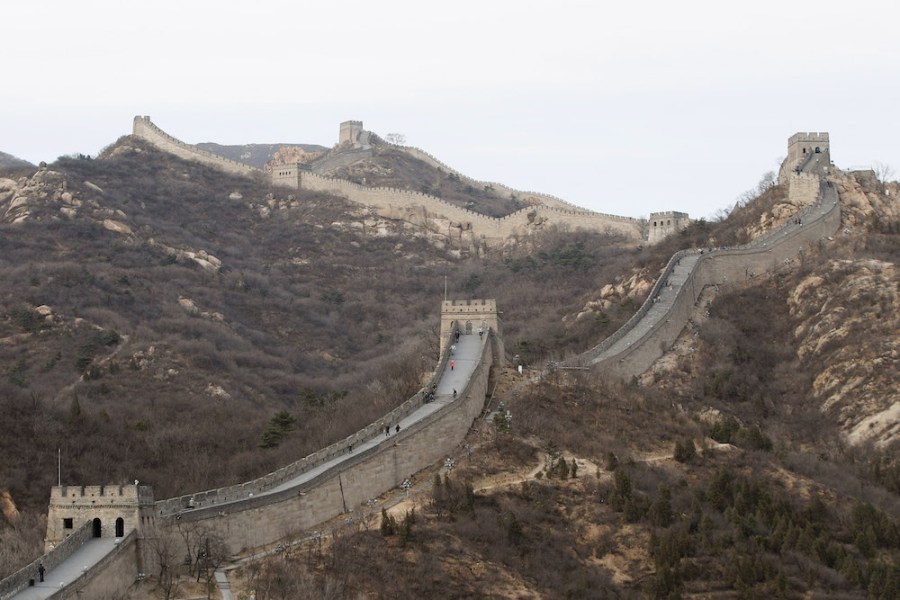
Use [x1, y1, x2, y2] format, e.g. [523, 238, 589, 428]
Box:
[3, 0, 898, 218]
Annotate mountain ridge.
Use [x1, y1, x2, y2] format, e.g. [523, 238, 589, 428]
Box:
[0, 129, 897, 597]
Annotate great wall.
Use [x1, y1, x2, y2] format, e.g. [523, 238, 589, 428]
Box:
[133, 116, 670, 247]
[1, 130, 840, 600]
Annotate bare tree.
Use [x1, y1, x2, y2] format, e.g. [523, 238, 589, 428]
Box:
[872, 161, 895, 187]
[195, 532, 229, 599]
[384, 133, 407, 145]
[145, 520, 181, 600]
[174, 519, 205, 578]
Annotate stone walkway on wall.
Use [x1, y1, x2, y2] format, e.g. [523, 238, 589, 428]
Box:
[200, 334, 482, 500]
[9, 539, 119, 600]
[588, 254, 700, 365]
[4, 336, 486, 600]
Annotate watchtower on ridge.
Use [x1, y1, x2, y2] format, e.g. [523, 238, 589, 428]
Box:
[339, 120, 365, 148]
[780, 132, 830, 182]
[440, 299, 501, 356]
[45, 484, 155, 551]
[648, 211, 690, 244]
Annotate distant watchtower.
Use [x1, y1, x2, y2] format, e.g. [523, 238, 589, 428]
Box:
[440, 299, 501, 356]
[648, 211, 690, 244]
[45, 484, 155, 551]
[339, 120, 364, 148]
[779, 132, 830, 182]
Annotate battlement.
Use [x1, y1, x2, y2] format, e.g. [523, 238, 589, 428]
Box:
[50, 484, 154, 503]
[442, 298, 497, 313]
[650, 211, 689, 220]
[788, 132, 830, 144]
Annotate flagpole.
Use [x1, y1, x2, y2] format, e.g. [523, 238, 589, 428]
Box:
[58, 448, 61, 487]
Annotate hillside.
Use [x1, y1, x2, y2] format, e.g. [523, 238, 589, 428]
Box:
[0, 150, 33, 170]
[0, 136, 646, 573]
[243, 172, 897, 599]
[0, 131, 897, 597]
[322, 145, 527, 217]
[195, 142, 328, 169]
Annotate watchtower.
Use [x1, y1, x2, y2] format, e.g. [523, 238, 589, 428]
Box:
[648, 211, 690, 244]
[440, 299, 501, 355]
[779, 132, 830, 182]
[45, 484, 155, 551]
[271, 163, 302, 188]
[339, 120, 364, 148]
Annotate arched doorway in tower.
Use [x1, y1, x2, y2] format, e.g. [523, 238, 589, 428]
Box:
[115, 517, 124, 537]
[465, 322, 473, 334]
[92, 518, 101, 538]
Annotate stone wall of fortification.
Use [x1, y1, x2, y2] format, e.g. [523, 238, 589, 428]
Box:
[389, 143, 588, 211]
[581, 179, 841, 379]
[45, 533, 140, 600]
[133, 117, 646, 245]
[788, 172, 821, 206]
[296, 171, 643, 244]
[162, 332, 496, 553]
[132, 116, 258, 177]
[154, 329, 459, 518]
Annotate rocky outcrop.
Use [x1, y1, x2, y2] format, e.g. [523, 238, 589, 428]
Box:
[566, 268, 655, 324]
[788, 258, 898, 447]
[832, 173, 899, 230]
[266, 146, 323, 169]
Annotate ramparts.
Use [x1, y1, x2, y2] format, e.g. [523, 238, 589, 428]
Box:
[132, 117, 648, 245]
[133, 116, 258, 177]
[574, 174, 841, 378]
[42, 532, 139, 600]
[295, 170, 644, 244]
[154, 327, 459, 517]
[156, 330, 497, 554]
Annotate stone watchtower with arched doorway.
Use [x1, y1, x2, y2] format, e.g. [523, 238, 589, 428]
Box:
[44, 484, 156, 552]
[439, 299, 502, 356]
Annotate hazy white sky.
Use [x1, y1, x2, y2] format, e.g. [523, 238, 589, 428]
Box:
[3, 0, 898, 218]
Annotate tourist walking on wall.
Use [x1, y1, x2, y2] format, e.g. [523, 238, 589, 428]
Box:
[38, 563, 45, 582]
